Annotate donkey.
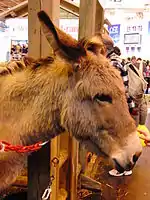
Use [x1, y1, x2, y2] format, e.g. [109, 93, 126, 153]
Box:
[0, 10, 142, 192]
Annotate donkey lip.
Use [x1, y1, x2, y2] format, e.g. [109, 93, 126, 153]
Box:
[113, 158, 125, 173]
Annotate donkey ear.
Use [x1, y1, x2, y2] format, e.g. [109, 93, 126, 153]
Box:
[37, 11, 86, 60]
[80, 35, 106, 56]
[23, 56, 36, 66]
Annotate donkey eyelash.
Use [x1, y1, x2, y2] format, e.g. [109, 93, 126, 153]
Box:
[93, 94, 112, 104]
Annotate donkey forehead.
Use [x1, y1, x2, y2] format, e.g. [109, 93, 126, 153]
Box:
[81, 56, 123, 85]
[78, 60, 125, 96]
[84, 75, 125, 97]
[81, 54, 119, 77]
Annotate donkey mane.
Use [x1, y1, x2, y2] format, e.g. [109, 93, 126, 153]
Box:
[0, 60, 26, 77]
[0, 56, 55, 78]
[30, 56, 54, 69]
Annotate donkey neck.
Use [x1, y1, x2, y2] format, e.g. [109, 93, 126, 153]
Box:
[0, 59, 71, 145]
[24, 61, 70, 143]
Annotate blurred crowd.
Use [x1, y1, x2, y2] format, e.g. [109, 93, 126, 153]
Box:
[10, 43, 28, 60]
[121, 56, 150, 94]
[123, 57, 150, 79]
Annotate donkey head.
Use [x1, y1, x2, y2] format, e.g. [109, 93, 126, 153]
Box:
[38, 11, 142, 172]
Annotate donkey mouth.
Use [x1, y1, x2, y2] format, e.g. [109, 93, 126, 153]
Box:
[113, 158, 125, 173]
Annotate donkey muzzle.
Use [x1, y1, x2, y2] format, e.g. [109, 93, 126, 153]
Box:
[113, 151, 142, 172]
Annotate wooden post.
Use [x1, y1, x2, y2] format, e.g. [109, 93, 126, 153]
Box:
[28, 0, 41, 58]
[27, 144, 50, 200]
[78, 0, 97, 175]
[40, 1, 60, 200]
[28, 0, 60, 199]
[40, 0, 60, 57]
[78, 0, 104, 185]
[79, 0, 104, 38]
[28, 1, 50, 199]
[79, 0, 96, 39]
[95, 1, 104, 34]
[68, 135, 79, 200]
[66, 2, 99, 198]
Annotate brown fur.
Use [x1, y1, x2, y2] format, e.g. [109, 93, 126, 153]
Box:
[79, 34, 106, 56]
[0, 60, 26, 76]
[0, 11, 142, 192]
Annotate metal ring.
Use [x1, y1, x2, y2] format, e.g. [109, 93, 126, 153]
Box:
[51, 157, 59, 167]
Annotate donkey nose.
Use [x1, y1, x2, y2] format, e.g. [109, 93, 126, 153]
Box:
[113, 158, 125, 173]
[113, 152, 142, 172]
[125, 152, 142, 171]
[124, 151, 142, 171]
[132, 152, 142, 163]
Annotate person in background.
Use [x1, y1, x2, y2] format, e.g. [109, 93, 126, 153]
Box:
[138, 129, 150, 146]
[16, 43, 21, 54]
[131, 56, 137, 66]
[127, 57, 131, 63]
[11, 45, 16, 55]
[136, 58, 144, 76]
[145, 61, 150, 93]
[21, 44, 28, 57]
[127, 57, 147, 126]
[143, 61, 148, 78]
[122, 58, 126, 66]
[102, 35, 135, 115]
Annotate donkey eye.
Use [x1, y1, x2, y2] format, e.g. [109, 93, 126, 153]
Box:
[94, 94, 112, 104]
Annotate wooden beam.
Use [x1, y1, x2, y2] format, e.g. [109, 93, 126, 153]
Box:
[0, 8, 5, 12]
[10, 0, 20, 5]
[20, 12, 28, 18]
[0, 0, 79, 19]
[27, 143, 50, 200]
[95, 0, 104, 34]
[78, 0, 97, 175]
[27, 0, 51, 199]
[78, 0, 104, 193]
[60, 6, 79, 17]
[79, 0, 104, 37]
[0, 2, 10, 8]
[28, 0, 41, 58]
[60, 0, 79, 16]
[9, 11, 17, 18]
[40, 0, 60, 57]
[46, 2, 61, 199]
[37, 1, 61, 200]
[0, 1, 15, 8]
[14, 5, 28, 18]
[0, 0, 28, 19]
[68, 134, 79, 200]
[79, 0, 97, 38]
[0, 0, 108, 29]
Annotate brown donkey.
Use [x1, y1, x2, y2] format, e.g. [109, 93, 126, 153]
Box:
[0, 11, 142, 192]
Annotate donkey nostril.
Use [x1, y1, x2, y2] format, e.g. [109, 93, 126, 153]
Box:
[133, 155, 138, 163]
[133, 152, 142, 163]
[125, 162, 133, 171]
[113, 158, 125, 173]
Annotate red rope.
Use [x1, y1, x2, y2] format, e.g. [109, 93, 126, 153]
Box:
[0, 140, 43, 153]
